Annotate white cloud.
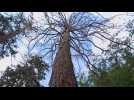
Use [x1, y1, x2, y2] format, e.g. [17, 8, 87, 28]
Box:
[0, 57, 12, 71]
[0, 12, 133, 87]
[92, 12, 130, 55]
[0, 12, 131, 69]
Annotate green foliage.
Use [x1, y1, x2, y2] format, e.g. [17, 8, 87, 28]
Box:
[0, 12, 32, 58]
[0, 55, 49, 87]
[78, 49, 134, 87]
[77, 73, 92, 87]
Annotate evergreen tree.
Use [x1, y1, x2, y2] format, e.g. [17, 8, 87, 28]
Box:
[0, 55, 49, 87]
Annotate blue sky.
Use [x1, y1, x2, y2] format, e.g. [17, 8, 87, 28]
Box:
[0, 12, 132, 86]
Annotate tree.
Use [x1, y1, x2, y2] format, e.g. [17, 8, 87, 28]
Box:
[28, 12, 114, 87]
[0, 12, 32, 58]
[90, 49, 134, 87]
[0, 55, 49, 87]
[78, 28, 134, 87]
[77, 48, 134, 87]
[1, 12, 133, 87]
[27, 12, 134, 87]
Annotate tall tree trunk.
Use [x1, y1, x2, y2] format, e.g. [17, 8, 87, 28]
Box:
[49, 28, 77, 87]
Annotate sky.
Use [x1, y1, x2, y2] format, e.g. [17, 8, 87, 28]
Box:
[0, 12, 133, 86]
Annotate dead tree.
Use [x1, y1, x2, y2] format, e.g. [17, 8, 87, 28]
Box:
[29, 12, 115, 87]
[49, 27, 77, 87]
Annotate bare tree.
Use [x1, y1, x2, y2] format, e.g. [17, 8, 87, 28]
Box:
[1, 12, 133, 87]
[29, 12, 120, 87]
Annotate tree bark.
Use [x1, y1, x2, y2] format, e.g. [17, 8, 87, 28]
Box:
[49, 28, 77, 87]
[0, 32, 17, 43]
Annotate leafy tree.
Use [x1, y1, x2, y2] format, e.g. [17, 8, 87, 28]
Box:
[78, 49, 134, 87]
[0, 55, 49, 87]
[0, 12, 32, 58]
[91, 50, 134, 87]
[78, 29, 134, 87]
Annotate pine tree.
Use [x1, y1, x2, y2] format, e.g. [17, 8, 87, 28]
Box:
[0, 55, 49, 87]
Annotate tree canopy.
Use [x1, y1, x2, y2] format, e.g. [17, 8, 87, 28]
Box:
[0, 55, 49, 87]
[0, 12, 134, 87]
